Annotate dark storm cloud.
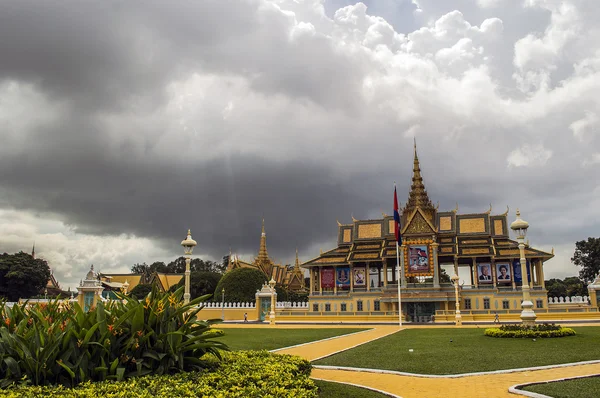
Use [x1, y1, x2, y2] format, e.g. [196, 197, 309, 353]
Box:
[0, 0, 365, 113]
[0, 143, 388, 261]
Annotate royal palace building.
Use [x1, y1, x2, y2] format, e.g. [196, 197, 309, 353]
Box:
[302, 144, 554, 322]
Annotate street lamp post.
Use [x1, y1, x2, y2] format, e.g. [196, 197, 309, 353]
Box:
[510, 209, 537, 326]
[180, 229, 197, 305]
[221, 288, 225, 321]
[269, 278, 276, 325]
[451, 274, 462, 326]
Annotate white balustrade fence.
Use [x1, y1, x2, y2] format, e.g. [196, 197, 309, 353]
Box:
[547, 296, 590, 305]
[200, 301, 309, 309]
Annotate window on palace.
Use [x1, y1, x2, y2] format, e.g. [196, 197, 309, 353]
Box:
[536, 299, 543, 309]
[357, 300, 363, 311]
[313, 303, 318, 312]
[464, 299, 471, 310]
[374, 300, 381, 311]
[341, 303, 347, 312]
[325, 303, 331, 312]
[502, 300, 509, 309]
[483, 298, 490, 310]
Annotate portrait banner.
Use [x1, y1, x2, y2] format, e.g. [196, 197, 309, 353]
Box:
[496, 263, 511, 282]
[353, 268, 366, 286]
[477, 263, 493, 283]
[320, 267, 335, 288]
[369, 267, 380, 288]
[408, 245, 429, 272]
[336, 267, 351, 286]
[512, 260, 531, 284]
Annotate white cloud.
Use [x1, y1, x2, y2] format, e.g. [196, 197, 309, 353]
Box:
[0, 209, 182, 291]
[507, 144, 553, 167]
[570, 111, 598, 141]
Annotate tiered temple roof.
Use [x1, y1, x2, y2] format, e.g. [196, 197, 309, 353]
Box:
[303, 142, 553, 269]
[226, 221, 306, 291]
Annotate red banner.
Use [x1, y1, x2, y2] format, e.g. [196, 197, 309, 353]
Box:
[320, 267, 335, 288]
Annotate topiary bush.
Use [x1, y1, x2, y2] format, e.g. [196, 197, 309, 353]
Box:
[0, 351, 318, 398]
[485, 323, 576, 338]
[0, 285, 227, 388]
[214, 268, 267, 303]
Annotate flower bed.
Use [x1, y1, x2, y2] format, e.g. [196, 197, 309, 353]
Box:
[0, 351, 318, 398]
[485, 323, 576, 338]
[0, 286, 226, 388]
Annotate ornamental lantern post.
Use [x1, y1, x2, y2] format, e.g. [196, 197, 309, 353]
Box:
[180, 229, 197, 305]
[510, 210, 536, 326]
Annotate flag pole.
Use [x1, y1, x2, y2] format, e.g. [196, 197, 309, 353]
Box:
[394, 182, 402, 329]
[396, 241, 402, 328]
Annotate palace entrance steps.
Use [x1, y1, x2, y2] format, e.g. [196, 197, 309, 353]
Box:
[218, 323, 600, 397]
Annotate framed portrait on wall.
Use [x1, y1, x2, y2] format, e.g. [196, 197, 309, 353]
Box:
[477, 263, 493, 283]
[353, 268, 366, 286]
[496, 263, 511, 282]
[408, 245, 429, 272]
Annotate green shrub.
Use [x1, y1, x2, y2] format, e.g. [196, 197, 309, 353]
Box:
[0, 285, 227, 388]
[499, 323, 561, 332]
[0, 351, 318, 398]
[485, 324, 576, 338]
[214, 268, 267, 303]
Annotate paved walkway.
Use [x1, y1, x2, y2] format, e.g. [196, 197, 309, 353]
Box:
[230, 323, 600, 397]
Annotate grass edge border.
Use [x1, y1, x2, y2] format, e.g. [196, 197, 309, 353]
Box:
[269, 328, 375, 353]
[311, 377, 402, 398]
[508, 374, 600, 398]
[313, 359, 600, 379]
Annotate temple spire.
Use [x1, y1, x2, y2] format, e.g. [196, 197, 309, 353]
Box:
[31, 242, 35, 259]
[404, 139, 435, 222]
[294, 248, 300, 270]
[258, 219, 269, 262]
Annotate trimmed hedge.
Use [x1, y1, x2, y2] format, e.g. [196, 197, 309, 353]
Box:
[0, 351, 317, 398]
[485, 323, 576, 338]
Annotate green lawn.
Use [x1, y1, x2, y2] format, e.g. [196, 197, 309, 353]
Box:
[214, 328, 368, 351]
[314, 379, 389, 398]
[314, 327, 600, 375]
[522, 376, 600, 398]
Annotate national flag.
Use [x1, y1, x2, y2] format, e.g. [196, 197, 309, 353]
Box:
[393, 185, 402, 244]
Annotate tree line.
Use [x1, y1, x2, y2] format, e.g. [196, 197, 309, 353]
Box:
[1, 237, 599, 302]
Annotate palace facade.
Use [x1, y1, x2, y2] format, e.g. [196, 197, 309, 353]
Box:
[302, 144, 554, 322]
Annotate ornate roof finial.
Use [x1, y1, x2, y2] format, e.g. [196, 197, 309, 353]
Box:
[404, 138, 434, 215]
[351, 213, 358, 222]
[552, 247, 555, 255]
[337, 219, 342, 226]
[294, 248, 301, 270]
[414, 136, 417, 158]
[452, 202, 459, 213]
[382, 211, 389, 217]
[485, 204, 492, 214]
[258, 219, 269, 262]
[501, 206, 509, 216]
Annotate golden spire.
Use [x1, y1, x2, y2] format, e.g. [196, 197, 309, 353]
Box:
[257, 219, 269, 262]
[404, 139, 434, 214]
[294, 248, 301, 270]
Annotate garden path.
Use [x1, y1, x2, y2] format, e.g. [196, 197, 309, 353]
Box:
[269, 324, 600, 397]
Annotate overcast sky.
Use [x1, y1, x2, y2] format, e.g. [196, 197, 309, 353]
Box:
[1, 0, 599, 291]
